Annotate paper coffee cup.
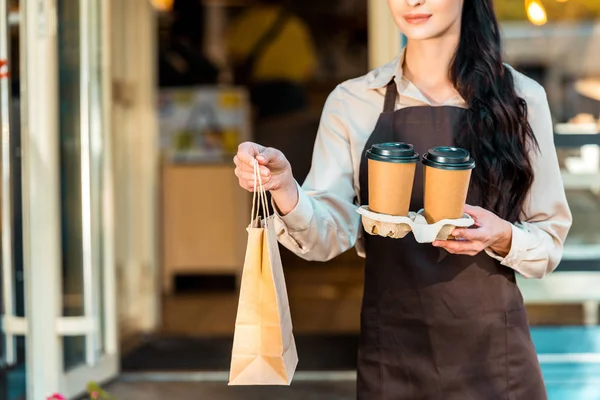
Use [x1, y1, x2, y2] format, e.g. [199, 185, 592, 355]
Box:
[422, 147, 475, 224]
[367, 142, 419, 216]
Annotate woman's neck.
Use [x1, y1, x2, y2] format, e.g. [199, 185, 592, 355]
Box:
[403, 36, 461, 105]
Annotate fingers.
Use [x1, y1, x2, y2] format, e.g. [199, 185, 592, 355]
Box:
[463, 204, 489, 224]
[234, 156, 270, 176]
[233, 142, 287, 192]
[236, 170, 265, 192]
[432, 239, 485, 256]
[257, 147, 284, 166]
[237, 175, 278, 192]
[235, 166, 271, 183]
[236, 142, 264, 166]
[463, 204, 479, 214]
[236, 142, 284, 167]
[238, 178, 259, 192]
[451, 227, 484, 242]
[234, 158, 272, 192]
[234, 146, 272, 192]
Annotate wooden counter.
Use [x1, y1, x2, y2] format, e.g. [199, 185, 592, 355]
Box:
[161, 162, 250, 294]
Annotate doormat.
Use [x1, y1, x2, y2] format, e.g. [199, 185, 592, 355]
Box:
[121, 327, 600, 372]
[121, 334, 359, 372]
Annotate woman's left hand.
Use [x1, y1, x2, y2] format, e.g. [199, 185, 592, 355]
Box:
[432, 204, 513, 257]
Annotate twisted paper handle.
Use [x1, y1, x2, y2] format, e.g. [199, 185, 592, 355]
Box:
[250, 159, 270, 227]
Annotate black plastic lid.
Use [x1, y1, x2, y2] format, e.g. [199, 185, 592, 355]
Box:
[421, 146, 475, 170]
[366, 142, 419, 163]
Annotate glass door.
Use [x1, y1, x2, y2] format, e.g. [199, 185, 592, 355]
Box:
[19, 0, 118, 397]
[56, 0, 118, 394]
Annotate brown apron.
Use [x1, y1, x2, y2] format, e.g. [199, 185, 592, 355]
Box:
[356, 80, 547, 400]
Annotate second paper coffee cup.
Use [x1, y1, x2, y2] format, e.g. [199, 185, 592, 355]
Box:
[422, 146, 475, 224]
[367, 142, 419, 216]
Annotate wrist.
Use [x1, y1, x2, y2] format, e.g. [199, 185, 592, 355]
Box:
[491, 221, 512, 258]
[270, 177, 298, 216]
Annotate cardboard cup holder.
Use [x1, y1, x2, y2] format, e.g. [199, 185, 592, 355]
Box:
[357, 206, 474, 243]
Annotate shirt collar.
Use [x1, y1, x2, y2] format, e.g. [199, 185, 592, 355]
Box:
[366, 47, 406, 90]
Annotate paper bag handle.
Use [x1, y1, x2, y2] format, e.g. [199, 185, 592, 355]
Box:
[250, 159, 271, 227]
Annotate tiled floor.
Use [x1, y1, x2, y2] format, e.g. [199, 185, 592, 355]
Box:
[107, 360, 600, 400]
[107, 380, 356, 400]
[106, 378, 600, 400]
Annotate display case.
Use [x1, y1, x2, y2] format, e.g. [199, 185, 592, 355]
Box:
[518, 83, 600, 326]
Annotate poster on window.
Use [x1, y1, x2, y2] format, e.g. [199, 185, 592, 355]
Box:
[158, 86, 251, 163]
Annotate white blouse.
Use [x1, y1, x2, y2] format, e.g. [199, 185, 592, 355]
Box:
[271, 50, 573, 279]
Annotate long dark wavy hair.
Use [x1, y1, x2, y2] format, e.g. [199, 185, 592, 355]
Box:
[451, 0, 538, 223]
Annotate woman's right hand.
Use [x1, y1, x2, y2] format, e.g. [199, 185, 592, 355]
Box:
[234, 142, 299, 215]
[233, 142, 293, 192]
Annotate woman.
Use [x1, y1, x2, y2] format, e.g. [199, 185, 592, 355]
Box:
[234, 0, 572, 398]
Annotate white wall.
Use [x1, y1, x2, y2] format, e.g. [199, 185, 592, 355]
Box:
[367, 0, 401, 70]
[110, 0, 160, 339]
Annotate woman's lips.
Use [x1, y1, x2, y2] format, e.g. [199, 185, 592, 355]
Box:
[404, 14, 432, 25]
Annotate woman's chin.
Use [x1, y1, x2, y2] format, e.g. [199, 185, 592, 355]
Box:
[399, 22, 457, 42]
[401, 28, 441, 41]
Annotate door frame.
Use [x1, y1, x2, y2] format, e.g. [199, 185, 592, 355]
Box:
[0, 0, 19, 371]
[20, 0, 119, 398]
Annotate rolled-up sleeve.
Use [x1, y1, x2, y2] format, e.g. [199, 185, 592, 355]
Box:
[271, 85, 361, 262]
[485, 85, 573, 278]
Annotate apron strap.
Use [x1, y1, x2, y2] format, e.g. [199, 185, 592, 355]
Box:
[383, 79, 398, 113]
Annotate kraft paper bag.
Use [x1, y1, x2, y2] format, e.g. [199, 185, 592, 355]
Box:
[228, 161, 298, 386]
